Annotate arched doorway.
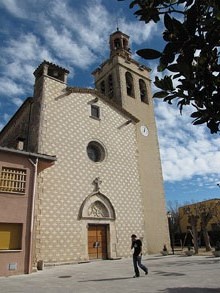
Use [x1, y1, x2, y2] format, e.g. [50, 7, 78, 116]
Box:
[78, 192, 116, 260]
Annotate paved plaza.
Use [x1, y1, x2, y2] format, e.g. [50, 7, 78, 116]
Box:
[0, 254, 220, 293]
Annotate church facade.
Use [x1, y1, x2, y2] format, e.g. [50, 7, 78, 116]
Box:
[0, 30, 169, 269]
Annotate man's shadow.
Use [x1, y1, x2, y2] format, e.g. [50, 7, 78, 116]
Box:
[79, 276, 133, 282]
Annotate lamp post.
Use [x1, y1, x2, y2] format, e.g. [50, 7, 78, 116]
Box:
[167, 211, 175, 255]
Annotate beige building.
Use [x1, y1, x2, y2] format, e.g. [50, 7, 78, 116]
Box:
[0, 30, 169, 269]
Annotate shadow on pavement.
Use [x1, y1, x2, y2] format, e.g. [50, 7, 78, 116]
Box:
[153, 271, 185, 276]
[78, 277, 133, 282]
[159, 288, 220, 293]
[58, 275, 72, 278]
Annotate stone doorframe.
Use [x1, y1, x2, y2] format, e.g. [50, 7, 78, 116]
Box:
[78, 192, 118, 260]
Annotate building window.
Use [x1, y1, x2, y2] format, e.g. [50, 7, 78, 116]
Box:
[0, 167, 27, 194]
[100, 81, 105, 94]
[16, 137, 25, 150]
[0, 223, 22, 250]
[87, 141, 105, 162]
[125, 72, 134, 97]
[114, 38, 121, 49]
[108, 74, 114, 98]
[139, 79, 149, 104]
[90, 105, 100, 119]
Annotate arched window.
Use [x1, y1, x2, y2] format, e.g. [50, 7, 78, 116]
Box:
[125, 72, 134, 97]
[114, 38, 121, 49]
[139, 79, 148, 104]
[123, 38, 129, 51]
[108, 74, 114, 98]
[100, 81, 105, 94]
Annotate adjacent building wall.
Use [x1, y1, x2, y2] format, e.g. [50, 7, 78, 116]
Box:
[0, 152, 33, 276]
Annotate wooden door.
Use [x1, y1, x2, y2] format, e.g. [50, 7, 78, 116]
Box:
[88, 225, 107, 259]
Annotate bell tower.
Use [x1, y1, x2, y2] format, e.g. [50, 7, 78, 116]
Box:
[92, 29, 151, 122]
[109, 29, 131, 58]
[93, 30, 170, 253]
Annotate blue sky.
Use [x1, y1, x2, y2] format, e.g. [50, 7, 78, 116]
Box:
[0, 0, 220, 207]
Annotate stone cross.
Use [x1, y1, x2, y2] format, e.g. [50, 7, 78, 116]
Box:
[93, 177, 102, 191]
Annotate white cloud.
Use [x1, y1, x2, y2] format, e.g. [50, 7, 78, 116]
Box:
[0, 77, 25, 96]
[0, 0, 51, 19]
[11, 97, 23, 107]
[154, 100, 220, 183]
[2, 33, 51, 62]
[0, 0, 27, 18]
[43, 26, 97, 69]
[119, 18, 159, 46]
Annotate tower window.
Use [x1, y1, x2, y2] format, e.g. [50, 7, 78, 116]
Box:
[125, 72, 134, 97]
[114, 38, 121, 49]
[108, 74, 114, 98]
[139, 79, 149, 104]
[48, 68, 64, 82]
[90, 105, 100, 119]
[123, 39, 128, 50]
[100, 81, 105, 94]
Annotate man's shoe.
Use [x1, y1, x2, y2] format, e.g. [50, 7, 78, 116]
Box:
[133, 275, 140, 278]
[145, 270, 148, 275]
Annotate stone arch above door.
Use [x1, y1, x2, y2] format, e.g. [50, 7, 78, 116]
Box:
[78, 192, 116, 220]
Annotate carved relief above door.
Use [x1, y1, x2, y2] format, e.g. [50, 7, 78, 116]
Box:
[78, 192, 115, 220]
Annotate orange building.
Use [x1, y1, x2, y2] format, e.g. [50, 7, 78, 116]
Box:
[178, 199, 220, 247]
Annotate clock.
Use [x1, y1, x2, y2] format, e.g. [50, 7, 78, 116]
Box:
[140, 125, 149, 136]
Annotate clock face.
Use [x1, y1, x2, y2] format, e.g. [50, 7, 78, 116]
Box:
[140, 125, 149, 136]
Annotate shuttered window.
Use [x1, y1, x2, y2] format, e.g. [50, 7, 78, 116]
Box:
[0, 167, 27, 194]
[0, 223, 22, 250]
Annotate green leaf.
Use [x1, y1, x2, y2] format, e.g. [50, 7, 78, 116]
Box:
[137, 49, 162, 59]
[164, 76, 174, 91]
[164, 13, 173, 31]
[193, 117, 208, 125]
[191, 111, 202, 118]
[153, 91, 169, 98]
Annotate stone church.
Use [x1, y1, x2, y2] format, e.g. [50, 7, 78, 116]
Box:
[0, 30, 169, 267]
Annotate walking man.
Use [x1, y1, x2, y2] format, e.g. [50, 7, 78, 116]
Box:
[131, 234, 148, 278]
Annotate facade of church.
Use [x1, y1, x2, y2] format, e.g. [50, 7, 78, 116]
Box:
[0, 30, 169, 268]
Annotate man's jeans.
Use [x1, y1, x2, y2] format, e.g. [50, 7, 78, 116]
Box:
[133, 254, 148, 277]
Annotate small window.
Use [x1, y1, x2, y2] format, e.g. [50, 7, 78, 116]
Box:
[16, 137, 25, 150]
[91, 105, 100, 119]
[0, 167, 27, 194]
[125, 72, 134, 97]
[0, 223, 22, 250]
[87, 141, 105, 162]
[139, 79, 149, 104]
